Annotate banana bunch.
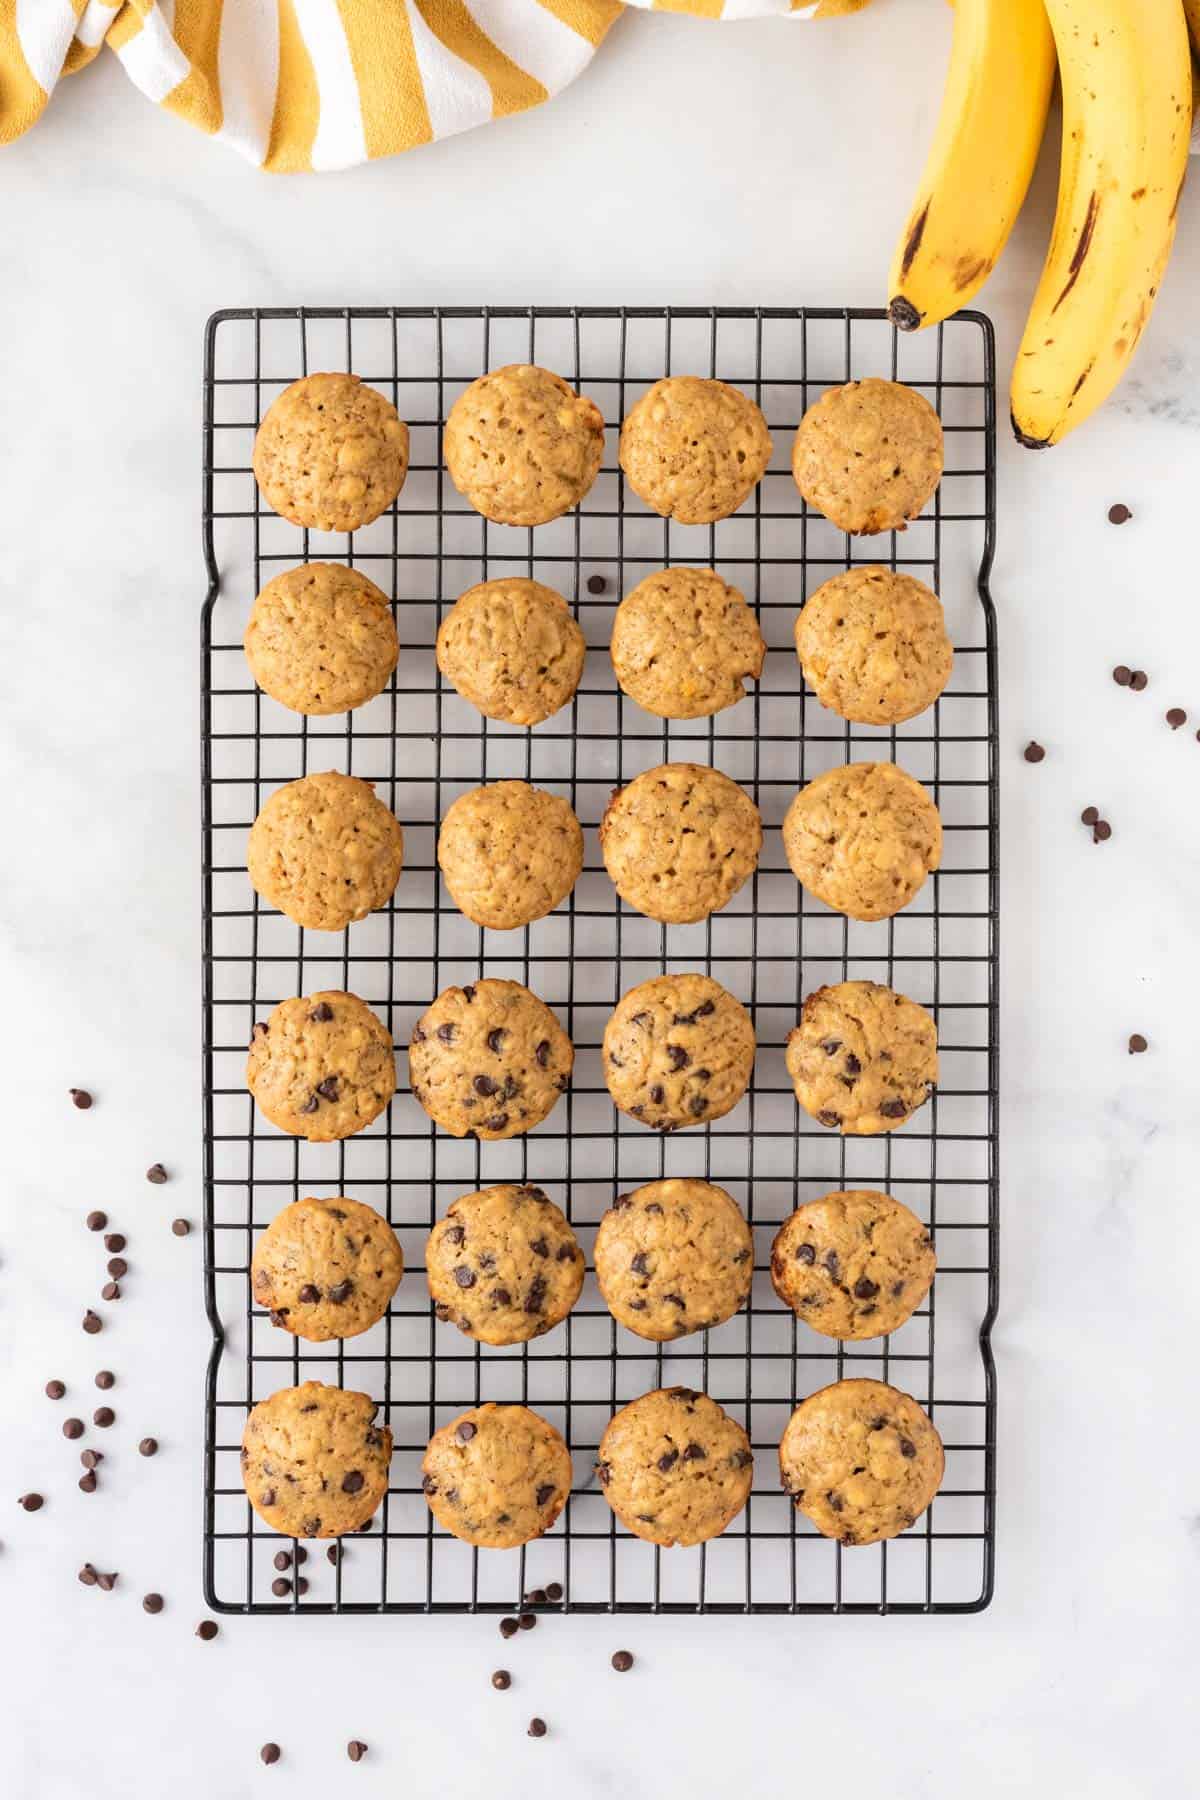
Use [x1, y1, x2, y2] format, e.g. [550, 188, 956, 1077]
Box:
[887, 0, 1193, 449]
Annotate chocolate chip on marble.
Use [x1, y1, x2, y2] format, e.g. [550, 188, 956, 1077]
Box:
[1022, 741, 1046, 762]
[492, 1669, 512, 1690]
[347, 1741, 367, 1763]
[611, 1650, 634, 1672]
[78, 1471, 98, 1493]
[81, 1450, 103, 1470]
[143, 1593, 164, 1614]
[78, 1564, 98, 1585]
[1093, 819, 1112, 843]
[1129, 670, 1148, 691]
[499, 1617, 519, 1639]
[259, 1744, 281, 1766]
[70, 1088, 93, 1110]
[146, 1164, 168, 1185]
[86, 1211, 107, 1232]
[1166, 707, 1187, 730]
[63, 1418, 84, 1441]
[527, 1718, 547, 1738]
[82, 1311, 102, 1335]
[95, 1371, 115, 1390]
[1080, 806, 1099, 826]
[172, 1219, 190, 1237]
[93, 1408, 115, 1429]
[195, 1620, 218, 1640]
[103, 1233, 125, 1253]
[101, 1282, 120, 1303]
[1128, 1034, 1148, 1054]
[107, 1258, 128, 1280]
[1107, 503, 1132, 525]
[45, 1379, 65, 1400]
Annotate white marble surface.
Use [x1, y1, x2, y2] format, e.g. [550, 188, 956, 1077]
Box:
[2, 4, 1199, 1795]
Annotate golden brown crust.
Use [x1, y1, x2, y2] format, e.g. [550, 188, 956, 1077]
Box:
[778, 1378, 943, 1545]
[794, 565, 952, 725]
[619, 378, 772, 525]
[444, 365, 604, 526]
[252, 374, 408, 533]
[244, 563, 398, 716]
[781, 761, 942, 921]
[246, 771, 403, 933]
[436, 578, 586, 725]
[791, 378, 942, 535]
[437, 782, 583, 931]
[785, 981, 937, 1136]
[769, 1190, 935, 1339]
[599, 763, 762, 924]
[610, 567, 765, 719]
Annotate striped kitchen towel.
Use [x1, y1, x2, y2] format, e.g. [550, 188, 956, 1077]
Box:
[0, 0, 873, 173]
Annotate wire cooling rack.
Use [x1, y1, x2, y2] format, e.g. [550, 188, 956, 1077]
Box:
[201, 306, 998, 1616]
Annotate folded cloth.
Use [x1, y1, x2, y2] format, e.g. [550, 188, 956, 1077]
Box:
[0, 0, 873, 173]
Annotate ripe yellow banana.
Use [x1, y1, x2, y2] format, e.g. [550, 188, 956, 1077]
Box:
[1011, 0, 1191, 448]
[887, 0, 1055, 332]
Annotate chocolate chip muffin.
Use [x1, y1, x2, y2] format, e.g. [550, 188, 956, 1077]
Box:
[782, 761, 942, 921]
[791, 378, 943, 536]
[610, 567, 765, 719]
[241, 1381, 392, 1538]
[770, 1190, 935, 1339]
[778, 1378, 943, 1545]
[619, 378, 772, 525]
[786, 981, 937, 1135]
[794, 565, 952, 724]
[594, 1179, 752, 1341]
[437, 781, 583, 931]
[246, 770, 404, 933]
[602, 974, 755, 1131]
[600, 762, 762, 924]
[253, 373, 409, 534]
[247, 991, 396, 1141]
[251, 1197, 404, 1342]
[408, 979, 572, 1140]
[596, 1387, 753, 1547]
[426, 1184, 584, 1345]
[444, 365, 604, 527]
[244, 563, 398, 716]
[435, 578, 586, 726]
[422, 1403, 572, 1549]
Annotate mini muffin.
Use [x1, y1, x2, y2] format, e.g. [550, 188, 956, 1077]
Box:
[246, 770, 404, 932]
[253, 373, 409, 533]
[602, 973, 755, 1131]
[619, 377, 772, 524]
[786, 981, 937, 1135]
[595, 1179, 753, 1341]
[408, 979, 572, 1140]
[444, 364, 604, 526]
[770, 1190, 935, 1339]
[244, 563, 398, 716]
[610, 567, 765, 719]
[792, 378, 943, 535]
[436, 578, 586, 726]
[247, 991, 396, 1142]
[422, 1403, 572, 1549]
[778, 1378, 944, 1545]
[426, 1183, 584, 1346]
[241, 1381, 392, 1538]
[437, 781, 583, 931]
[794, 565, 952, 724]
[252, 1197, 403, 1342]
[600, 762, 762, 924]
[782, 761, 942, 921]
[596, 1387, 753, 1547]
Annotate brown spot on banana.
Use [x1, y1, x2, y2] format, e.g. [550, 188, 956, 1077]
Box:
[1070, 363, 1094, 399]
[953, 254, 993, 292]
[899, 201, 930, 279]
[1051, 191, 1101, 315]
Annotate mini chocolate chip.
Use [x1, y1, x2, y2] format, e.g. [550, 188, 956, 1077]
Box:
[95, 1570, 118, 1592]
[94, 1407, 115, 1428]
[107, 1257, 128, 1279]
[260, 1744, 280, 1766]
[482, 1113, 509, 1132]
[271, 1578, 291, 1597]
[63, 1418, 84, 1440]
[146, 1164, 168, 1185]
[525, 1588, 548, 1606]
[327, 1544, 342, 1565]
[1023, 740, 1046, 762]
[487, 1028, 507, 1054]
[273, 1551, 292, 1572]
[456, 1421, 477, 1444]
[817, 1110, 840, 1129]
[546, 1581, 563, 1601]
[328, 1280, 353, 1303]
[1166, 707, 1187, 730]
[1130, 669, 1148, 691]
[530, 1237, 549, 1258]
[347, 1741, 367, 1763]
[1112, 665, 1132, 687]
[78, 1471, 98, 1493]
[195, 1620, 218, 1640]
[473, 1073, 498, 1097]
[524, 1275, 547, 1314]
[518, 1612, 536, 1631]
[657, 1450, 679, 1473]
[900, 1437, 917, 1458]
[95, 1370, 115, 1390]
[499, 1617, 519, 1639]
[492, 1669, 511, 1690]
[880, 1099, 907, 1119]
[536, 1484, 555, 1507]
[79, 1564, 98, 1585]
[1128, 1033, 1148, 1054]
[1081, 806, 1099, 825]
[18, 1493, 43, 1512]
[682, 1442, 707, 1461]
[80, 1450, 102, 1471]
[535, 1039, 550, 1067]
[854, 1277, 879, 1300]
[1108, 503, 1132, 524]
[70, 1088, 93, 1110]
[611, 1650, 634, 1672]
[104, 1233, 125, 1253]
[101, 1282, 120, 1302]
[45, 1379, 65, 1400]
[1093, 819, 1112, 842]
[587, 573, 607, 594]
[527, 1718, 547, 1738]
[309, 1002, 333, 1022]
[298, 1094, 320, 1114]
[172, 1219, 190, 1237]
[666, 1044, 690, 1071]
[87, 1210, 108, 1233]
[491, 1287, 513, 1307]
[143, 1593, 164, 1614]
[82, 1310, 102, 1335]
[454, 1266, 476, 1289]
[315, 1077, 339, 1102]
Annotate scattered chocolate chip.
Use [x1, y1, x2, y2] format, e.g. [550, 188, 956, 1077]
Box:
[546, 1581, 563, 1601]
[195, 1620, 218, 1640]
[518, 1612, 536, 1632]
[273, 1550, 292, 1572]
[1128, 1033, 1148, 1054]
[172, 1219, 191, 1237]
[1166, 707, 1187, 730]
[1093, 819, 1112, 843]
[107, 1257, 128, 1279]
[326, 1545, 342, 1566]
[295, 1547, 308, 1564]
[63, 1418, 84, 1441]
[143, 1593, 164, 1614]
[81, 1450, 102, 1470]
[527, 1718, 547, 1739]
[347, 1741, 367, 1763]
[18, 1493, 44, 1512]
[82, 1311, 102, 1335]
[1112, 665, 1132, 687]
[86, 1211, 107, 1232]
[70, 1088, 93, 1110]
[101, 1281, 121, 1302]
[78, 1472, 98, 1494]
[611, 1650, 634, 1672]
[95, 1570, 117, 1592]
[146, 1164, 168, 1185]
[260, 1744, 280, 1766]
[104, 1233, 125, 1253]
[95, 1370, 115, 1390]
[1129, 670, 1148, 691]
[1108, 503, 1132, 525]
[586, 574, 607, 594]
[45, 1379, 65, 1400]
[93, 1408, 115, 1429]
[271, 1578, 291, 1597]
[491, 1668, 512, 1691]
[1022, 741, 1045, 763]
[499, 1617, 519, 1639]
[1080, 806, 1099, 826]
[79, 1564, 98, 1585]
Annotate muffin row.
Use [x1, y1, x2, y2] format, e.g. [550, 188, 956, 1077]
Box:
[246, 976, 938, 1144]
[252, 366, 944, 537]
[241, 1378, 944, 1554]
[253, 1181, 935, 1351]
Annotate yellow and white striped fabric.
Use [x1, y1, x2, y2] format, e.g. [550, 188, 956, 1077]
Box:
[0, 0, 873, 173]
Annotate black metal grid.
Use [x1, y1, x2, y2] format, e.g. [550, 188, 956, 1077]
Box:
[201, 306, 998, 1616]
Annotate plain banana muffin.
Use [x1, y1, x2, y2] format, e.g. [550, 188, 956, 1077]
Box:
[600, 762, 762, 924]
[786, 980, 937, 1135]
[244, 563, 398, 715]
[794, 565, 952, 724]
[610, 566, 765, 719]
[778, 1378, 944, 1545]
[792, 378, 942, 535]
[619, 377, 772, 524]
[782, 761, 942, 921]
[770, 1189, 935, 1339]
[444, 364, 604, 526]
[246, 770, 404, 932]
[436, 578, 586, 726]
[422, 1403, 572, 1548]
[247, 991, 396, 1142]
[252, 373, 409, 533]
[437, 781, 583, 931]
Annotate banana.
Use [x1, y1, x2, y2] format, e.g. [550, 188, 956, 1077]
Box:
[887, 0, 1055, 332]
[1011, 0, 1191, 448]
